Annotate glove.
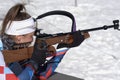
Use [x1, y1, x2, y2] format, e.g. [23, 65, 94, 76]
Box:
[57, 30, 85, 49]
[28, 40, 47, 71]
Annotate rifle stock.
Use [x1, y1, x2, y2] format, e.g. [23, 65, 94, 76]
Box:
[2, 47, 33, 65]
[2, 32, 89, 64]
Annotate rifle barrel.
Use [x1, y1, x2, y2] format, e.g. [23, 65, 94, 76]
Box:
[81, 20, 119, 32]
[81, 25, 114, 32]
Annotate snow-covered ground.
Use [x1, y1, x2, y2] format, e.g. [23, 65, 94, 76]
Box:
[0, 0, 120, 80]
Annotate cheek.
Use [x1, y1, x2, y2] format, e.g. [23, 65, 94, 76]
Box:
[30, 37, 33, 42]
[26, 36, 33, 42]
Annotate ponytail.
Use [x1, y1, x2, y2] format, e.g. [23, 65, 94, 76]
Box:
[1, 3, 31, 34]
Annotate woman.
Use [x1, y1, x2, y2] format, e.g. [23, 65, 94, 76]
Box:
[0, 3, 51, 80]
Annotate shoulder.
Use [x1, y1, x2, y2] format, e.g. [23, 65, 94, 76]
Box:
[0, 36, 5, 65]
[0, 51, 5, 66]
[0, 37, 3, 50]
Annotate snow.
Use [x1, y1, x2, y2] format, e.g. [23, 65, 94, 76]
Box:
[0, 0, 120, 80]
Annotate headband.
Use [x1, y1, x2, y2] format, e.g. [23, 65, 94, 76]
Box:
[5, 17, 36, 35]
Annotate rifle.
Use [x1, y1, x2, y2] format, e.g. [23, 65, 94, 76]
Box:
[2, 10, 119, 64]
[35, 20, 119, 45]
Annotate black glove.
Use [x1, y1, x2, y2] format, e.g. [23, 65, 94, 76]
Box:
[28, 40, 48, 71]
[57, 30, 84, 49]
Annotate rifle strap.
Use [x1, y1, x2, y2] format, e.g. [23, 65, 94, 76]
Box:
[2, 47, 33, 64]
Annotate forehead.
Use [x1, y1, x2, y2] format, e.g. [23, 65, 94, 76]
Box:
[22, 32, 35, 35]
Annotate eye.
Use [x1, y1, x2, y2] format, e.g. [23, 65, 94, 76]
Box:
[22, 35, 26, 37]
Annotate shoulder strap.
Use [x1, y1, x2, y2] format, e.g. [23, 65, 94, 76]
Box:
[36, 10, 76, 32]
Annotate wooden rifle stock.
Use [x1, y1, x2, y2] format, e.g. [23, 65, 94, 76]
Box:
[2, 32, 90, 64]
[2, 47, 33, 64]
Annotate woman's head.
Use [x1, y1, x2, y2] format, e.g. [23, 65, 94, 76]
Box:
[1, 3, 36, 44]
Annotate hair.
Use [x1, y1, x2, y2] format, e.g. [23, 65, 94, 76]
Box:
[1, 3, 31, 34]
